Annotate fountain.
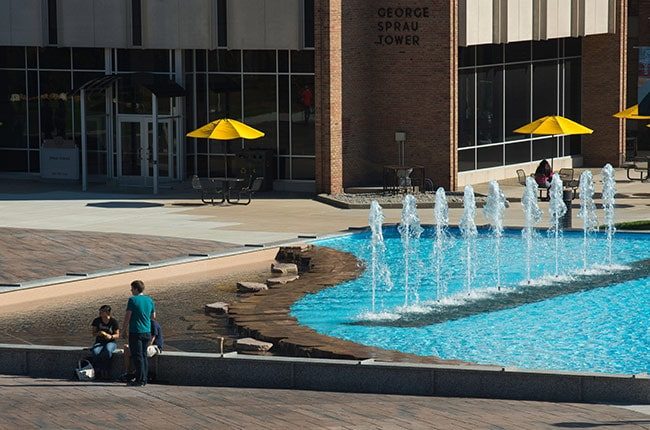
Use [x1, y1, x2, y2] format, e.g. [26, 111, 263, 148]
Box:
[577, 171, 598, 271]
[459, 185, 478, 295]
[521, 177, 542, 284]
[548, 173, 566, 277]
[483, 180, 507, 289]
[433, 187, 450, 300]
[601, 164, 617, 266]
[292, 163, 650, 375]
[398, 194, 423, 306]
[368, 200, 392, 313]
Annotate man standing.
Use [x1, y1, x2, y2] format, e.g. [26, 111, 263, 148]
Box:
[123, 280, 156, 386]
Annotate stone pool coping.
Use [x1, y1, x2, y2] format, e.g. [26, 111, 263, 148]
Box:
[0, 343, 648, 404]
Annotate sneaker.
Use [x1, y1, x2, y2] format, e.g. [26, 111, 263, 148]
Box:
[120, 372, 136, 383]
[126, 380, 145, 387]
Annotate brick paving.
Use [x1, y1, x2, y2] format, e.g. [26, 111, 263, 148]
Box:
[0, 375, 648, 429]
[0, 227, 237, 285]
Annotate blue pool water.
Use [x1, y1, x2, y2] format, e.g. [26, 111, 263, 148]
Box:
[291, 227, 650, 374]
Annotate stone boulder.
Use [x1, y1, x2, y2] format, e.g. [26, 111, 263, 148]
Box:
[266, 275, 299, 286]
[271, 262, 299, 274]
[236, 281, 268, 293]
[204, 302, 229, 314]
[235, 337, 273, 353]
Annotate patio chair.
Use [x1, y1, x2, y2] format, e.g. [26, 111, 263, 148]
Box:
[227, 176, 264, 205]
[623, 157, 649, 182]
[191, 175, 224, 205]
[516, 169, 527, 186]
[559, 168, 579, 199]
[396, 168, 413, 192]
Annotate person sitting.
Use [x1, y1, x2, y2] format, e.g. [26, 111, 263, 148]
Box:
[120, 319, 163, 383]
[90, 305, 120, 380]
[534, 159, 554, 189]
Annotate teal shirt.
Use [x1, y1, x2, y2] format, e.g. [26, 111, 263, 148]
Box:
[127, 294, 155, 334]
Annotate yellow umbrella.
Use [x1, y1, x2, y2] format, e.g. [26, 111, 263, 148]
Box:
[514, 115, 593, 136]
[187, 118, 265, 178]
[612, 105, 650, 120]
[186, 118, 265, 140]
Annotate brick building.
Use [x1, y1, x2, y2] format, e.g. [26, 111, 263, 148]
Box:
[0, 0, 641, 194]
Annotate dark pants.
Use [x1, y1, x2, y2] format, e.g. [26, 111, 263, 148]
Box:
[129, 333, 151, 385]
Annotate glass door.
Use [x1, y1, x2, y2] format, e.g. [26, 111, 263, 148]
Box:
[118, 117, 174, 185]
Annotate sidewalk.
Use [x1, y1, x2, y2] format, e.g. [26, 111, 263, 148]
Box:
[0, 375, 648, 429]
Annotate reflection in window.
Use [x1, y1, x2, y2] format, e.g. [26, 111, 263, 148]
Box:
[533, 61, 558, 119]
[39, 71, 72, 140]
[458, 70, 474, 148]
[0, 70, 28, 150]
[505, 64, 530, 141]
[243, 51, 275, 73]
[244, 75, 277, 150]
[290, 75, 315, 156]
[477, 67, 502, 145]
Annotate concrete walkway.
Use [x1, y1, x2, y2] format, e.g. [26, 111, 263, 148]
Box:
[0, 375, 649, 429]
[0, 169, 647, 250]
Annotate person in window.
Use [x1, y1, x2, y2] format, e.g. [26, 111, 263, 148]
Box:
[534, 159, 554, 189]
[90, 304, 120, 380]
[298, 85, 314, 124]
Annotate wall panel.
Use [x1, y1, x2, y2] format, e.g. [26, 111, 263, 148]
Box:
[93, 0, 128, 47]
[58, 0, 94, 47]
[142, 0, 180, 48]
[459, 0, 494, 46]
[10, 0, 44, 46]
[178, 0, 212, 49]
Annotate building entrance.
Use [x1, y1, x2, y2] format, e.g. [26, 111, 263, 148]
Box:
[117, 116, 174, 186]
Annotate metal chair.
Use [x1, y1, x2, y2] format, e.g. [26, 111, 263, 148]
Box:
[191, 175, 224, 205]
[516, 169, 527, 186]
[559, 168, 579, 199]
[227, 177, 264, 205]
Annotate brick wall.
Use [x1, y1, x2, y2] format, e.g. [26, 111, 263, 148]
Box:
[316, 0, 458, 193]
[581, 0, 628, 167]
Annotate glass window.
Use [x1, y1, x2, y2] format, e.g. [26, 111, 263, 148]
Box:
[73, 72, 106, 151]
[533, 40, 558, 60]
[476, 67, 503, 145]
[29, 150, 39, 173]
[476, 44, 503, 66]
[458, 148, 475, 172]
[208, 74, 241, 120]
[505, 41, 530, 63]
[458, 46, 475, 68]
[278, 156, 290, 180]
[184, 50, 194, 73]
[0, 70, 28, 149]
[303, 0, 314, 48]
[116, 49, 169, 72]
[26, 48, 37, 68]
[209, 153, 226, 177]
[505, 141, 530, 164]
[292, 157, 314, 180]
[208, 49, 240, 72]
[0, 47, 25, 68]
[291, 75, 315, 155]
[476, 145, 502, 169]
[533, 137, 558, 160]
[196, 154, 208, 176]
[291, 50, 314, 73]
[458, 70, 475, 148]
[195, 50, 206, 72]
[39, 47, 71, 69]
[243, 75, 277, 150]
[185, 75, 195, 132]
[186, 154, 195, 176]
[0, 149, 27, 172]
[505, 64, 530, 141]
[533, 61, 558, 119]
[39, 71, 72, 141]
[72, 48, 105, 70]
[278, 51, 289, 73]
[243, 51, 276, 73]
[195, 74, 208, 124]
[278, 75, 289, 155]
[564, 38, 581, 57]
[27, 71, 39, 149]
[564, 59, 581, 120]
[217, 0, 227, 47]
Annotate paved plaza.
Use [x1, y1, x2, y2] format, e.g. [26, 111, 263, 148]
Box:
[0, 375, 649, 429]
[0, 170, 648, 428]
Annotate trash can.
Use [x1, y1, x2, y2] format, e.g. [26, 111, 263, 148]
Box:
[561, 189, 573, 229]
